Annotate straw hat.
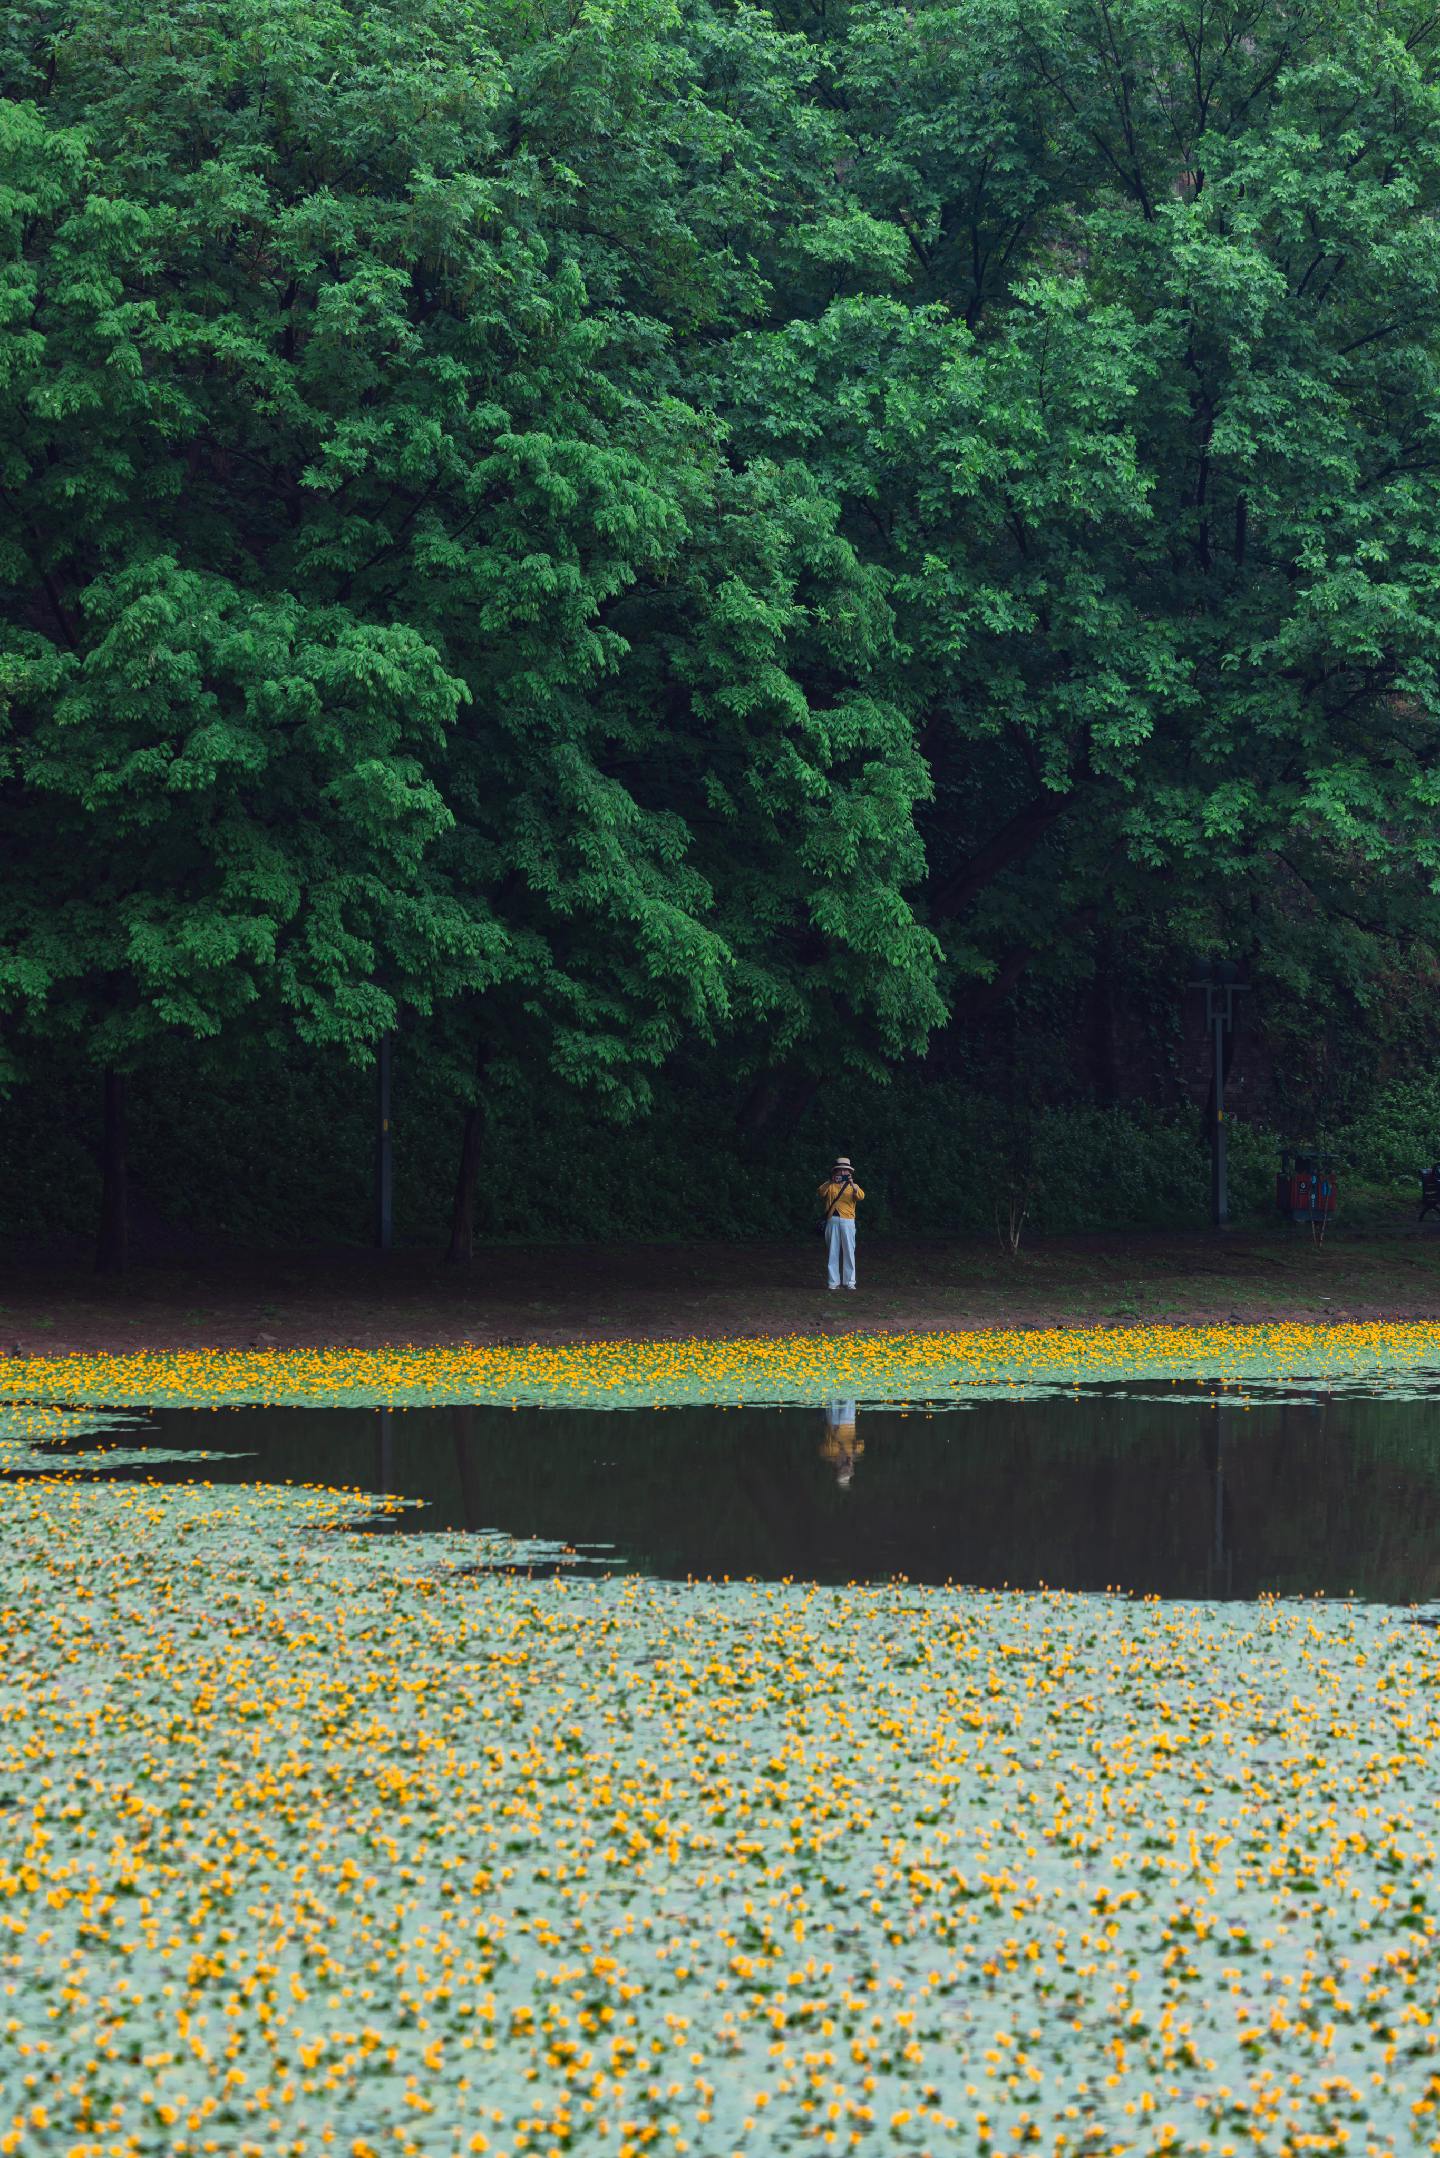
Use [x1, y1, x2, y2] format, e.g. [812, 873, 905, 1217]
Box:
[832, 1156, 852, 1170]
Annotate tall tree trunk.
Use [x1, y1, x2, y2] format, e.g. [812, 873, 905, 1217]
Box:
[736, 1073, 784, 1135]
[738, 1066, 820, 1137]
[777, 1071, 822, 1137]
[373, 1030, 393, 1252]
[446, 1046, 490, 1263]
[95, 1068, 128, 1275]
[1089, 928, 1121, 1105]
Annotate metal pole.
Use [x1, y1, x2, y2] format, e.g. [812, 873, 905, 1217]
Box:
[375, 1031, 393, 1251]
[1211, 1003, 1228, 1227]
[1190, 965, 1245, 1229]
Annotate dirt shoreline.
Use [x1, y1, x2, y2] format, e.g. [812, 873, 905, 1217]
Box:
[4, 1223, 1440, 1358]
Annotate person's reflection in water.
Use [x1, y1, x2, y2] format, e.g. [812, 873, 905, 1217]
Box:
[820, 1398, 862, 1488]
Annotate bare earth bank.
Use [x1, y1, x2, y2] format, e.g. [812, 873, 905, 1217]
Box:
[4, 1224, 1440, 1356]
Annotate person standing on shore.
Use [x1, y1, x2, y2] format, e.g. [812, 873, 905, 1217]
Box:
[817, 1157, 864, 1290]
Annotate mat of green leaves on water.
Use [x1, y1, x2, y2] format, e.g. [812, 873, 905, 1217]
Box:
[6, 1320, 1440, 1415]
[2, 1401, 1439, 2155]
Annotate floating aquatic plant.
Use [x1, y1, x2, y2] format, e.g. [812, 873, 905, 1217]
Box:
[4, 1319, 1440, 1413]
[1, 1441, 1438, 2155]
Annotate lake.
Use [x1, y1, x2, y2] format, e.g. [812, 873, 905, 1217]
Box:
[27, 1381, 1440, 1603]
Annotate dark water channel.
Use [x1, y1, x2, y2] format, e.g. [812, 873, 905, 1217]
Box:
[32, 1385, 1440, 1603]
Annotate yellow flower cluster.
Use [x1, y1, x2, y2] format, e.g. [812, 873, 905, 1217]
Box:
[2, 1318, 1436, 1410]
[1, 1459, 1438, 2156]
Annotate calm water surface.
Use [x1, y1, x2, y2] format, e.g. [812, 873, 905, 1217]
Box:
[30, 1386, 1440, 1603]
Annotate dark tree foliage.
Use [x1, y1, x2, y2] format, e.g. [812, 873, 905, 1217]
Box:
[756, 0, 1440, 1024]
[4, 0, 1440, 1256]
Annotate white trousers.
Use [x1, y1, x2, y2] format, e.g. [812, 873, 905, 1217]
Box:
[825, 1215, 856, 1288]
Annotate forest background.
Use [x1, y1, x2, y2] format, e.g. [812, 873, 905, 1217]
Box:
[7, 0, 1440, 1260]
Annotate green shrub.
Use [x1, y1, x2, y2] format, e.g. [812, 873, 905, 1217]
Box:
[1330, 1082, 1440, 1184]
[0, 1046, 1322, 1248]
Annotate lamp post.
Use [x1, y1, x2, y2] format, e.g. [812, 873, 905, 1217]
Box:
[1187, 961, 1248, 1228]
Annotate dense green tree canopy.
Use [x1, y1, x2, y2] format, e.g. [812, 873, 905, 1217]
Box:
[5, 0, 1440, 1254]
[755, 0, 1440, 1019]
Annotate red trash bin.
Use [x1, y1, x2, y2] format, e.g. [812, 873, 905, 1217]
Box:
[1276, 1150, 1336, 1223]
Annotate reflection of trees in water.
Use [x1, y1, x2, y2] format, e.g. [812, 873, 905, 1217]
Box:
[452, 1405, 483, 1529]
[1205, 1410, 1233, 1600]
[127, 1392, 1440, 1601]
[359, 1406, 399, 1534]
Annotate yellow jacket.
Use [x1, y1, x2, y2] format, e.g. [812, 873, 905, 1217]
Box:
[820, 1428, 861, 1461]
[817, 1179, 864, 1221]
